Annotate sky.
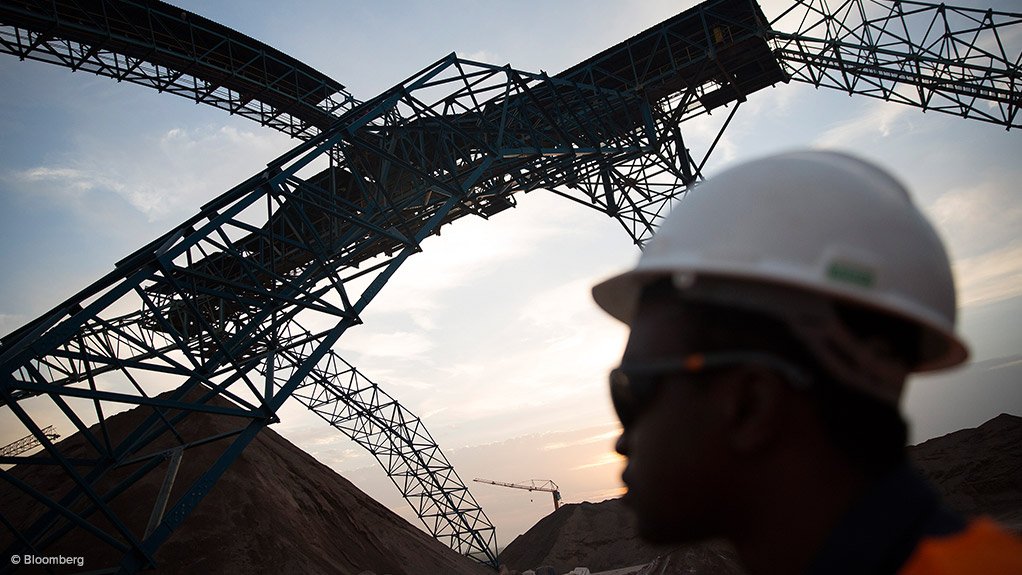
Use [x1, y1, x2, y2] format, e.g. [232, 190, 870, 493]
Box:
[1, 0, 1021, 550]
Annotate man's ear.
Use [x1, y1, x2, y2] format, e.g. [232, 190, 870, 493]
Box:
[722, 368, 789, 454]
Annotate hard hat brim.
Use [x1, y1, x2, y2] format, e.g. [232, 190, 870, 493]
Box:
[591, 267, 665, 326]
[592, 266, 969, 373]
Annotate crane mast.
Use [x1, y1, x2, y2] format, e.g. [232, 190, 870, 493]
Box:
[474, 479, 563, 511]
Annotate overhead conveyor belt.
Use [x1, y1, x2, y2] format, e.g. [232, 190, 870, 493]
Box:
[0, 0, 356, 137]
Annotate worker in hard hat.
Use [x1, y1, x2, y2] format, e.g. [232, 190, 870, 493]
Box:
[592, 151, 1022, 574]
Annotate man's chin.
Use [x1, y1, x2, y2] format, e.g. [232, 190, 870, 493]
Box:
[636, 525, 676, 545]
[635, 516, 714, 546]
[623, 490, 715, 544]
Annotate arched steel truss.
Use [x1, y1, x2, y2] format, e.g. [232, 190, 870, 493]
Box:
[0, 0, 1019, 572]
[0, 0, 353, 137]
[0, 49, 695, 571]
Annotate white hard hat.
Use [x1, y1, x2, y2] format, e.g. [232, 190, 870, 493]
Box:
[593, 150, 968, 401]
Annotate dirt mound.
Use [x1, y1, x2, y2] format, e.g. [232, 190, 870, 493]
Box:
[500, 413, 1022, 575]
[909, 412, 1022, 531]
[498, 499, 662, 572]
[498, 499, 741, 575]
[0, 391, 491, 575]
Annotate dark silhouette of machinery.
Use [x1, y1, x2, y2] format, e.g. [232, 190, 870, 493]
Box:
[0, 426, 59, 459]
[474, 478, 563, 511]
[0, 0, 1018, 571]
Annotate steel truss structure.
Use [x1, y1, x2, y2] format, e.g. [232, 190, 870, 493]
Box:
[0, 46, 702, 573]
[0, 0, 1019, 572]
[770, 0, 1020, 128]
[0, 0, 354, 138]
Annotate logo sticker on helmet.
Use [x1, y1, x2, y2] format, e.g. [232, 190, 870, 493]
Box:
[826, 262, 876, 288]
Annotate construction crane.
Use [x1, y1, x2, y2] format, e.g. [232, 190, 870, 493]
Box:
[474, 479, 562, 511]
[0, 425, 59, 460]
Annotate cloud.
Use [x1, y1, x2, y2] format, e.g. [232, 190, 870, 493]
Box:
[13, 165, 126, 208]
[517, 276, 630, 370]
[542, 429, 619, 452]
[362, 216, 554, 323]
[18, 166, 93, 191]
[359, 193, 599, 330]
[928, 176, 1022, 259]
[989, 356, 1022, 371]
[519, 276, 601, 331]
[953, 243, 1022, 308]
[329, 194, 635, 451]
[676, 107, 743, 168]
[458, 50, 502, 65]
[571, 451, 625, 471]
[921, 171, 1022, 309]
[813, 99, 914, 148]
[13, 124, 289, 223]
[337, 330, 435, 359]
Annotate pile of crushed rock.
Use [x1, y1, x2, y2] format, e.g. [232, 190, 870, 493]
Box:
[4, 386, 1017, 575]
[498, 413, 1022, 575]
[0, 391, 490, 575]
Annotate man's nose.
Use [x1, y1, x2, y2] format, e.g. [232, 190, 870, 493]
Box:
[615, 431, 629, 456]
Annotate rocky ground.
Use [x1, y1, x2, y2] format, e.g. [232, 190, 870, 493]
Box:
[498, 413, 1022, 575]
[0, 392, 491, 575]
[910, 413, 1022, 532]
[498, 499, 742, 575]
[4, 393, 1017, 575]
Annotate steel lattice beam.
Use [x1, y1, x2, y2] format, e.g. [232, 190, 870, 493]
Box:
[768, 0, 1021, 128]
[0, 48, 702, 570]
[0, 0, 356, 138]
[291, 351, 497, 564]
[1, 103, 470, 568]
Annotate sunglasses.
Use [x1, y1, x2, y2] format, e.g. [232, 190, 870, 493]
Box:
[609, 351, 812, 427]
